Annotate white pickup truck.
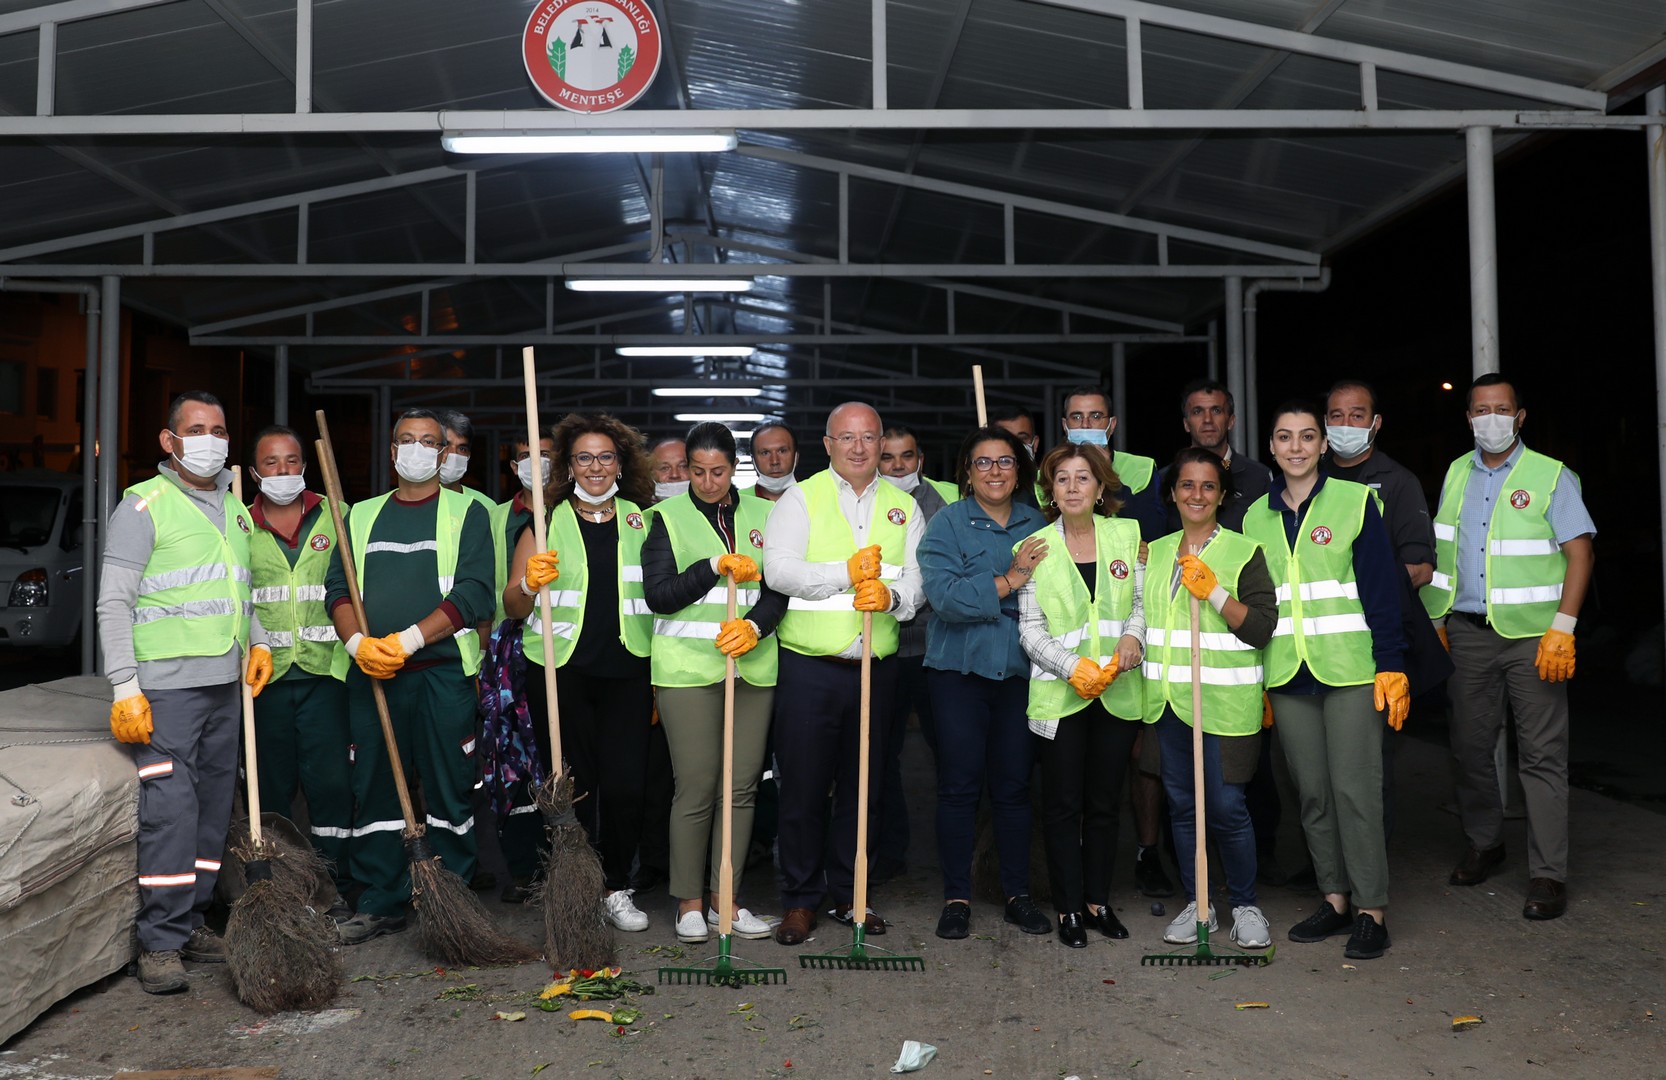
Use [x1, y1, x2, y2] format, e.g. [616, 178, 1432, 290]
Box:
[0, 471, 85, 651]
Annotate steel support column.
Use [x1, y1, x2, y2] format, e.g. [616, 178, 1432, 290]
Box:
[1466, 127, 1500, 377]
[375, 387, 391, 493]
[1223, 276, 1245, 456]
[98, 276, 120, 559]
[1646, 86, 1666, 690]
[1111, 342, 1128, 452]
[80, 292, 100, 673]
[274, 345, 289, 425]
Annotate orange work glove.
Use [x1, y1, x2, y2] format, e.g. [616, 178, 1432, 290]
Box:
[1435, 622, 1450, 652]
[245, 645, 273, 698]
[1262, 693, 1274, 730]
[1067, 657, 1108, 700]
[715, 618, 759, 658]
[1098, 661, 1119, 689]
[846, 544, 882, 585]
[524, 550, 561, 591]
[354, 635, 406, 680]
[1535, 628, 1576, 683]
[853, 579, 892, 613]
[1373, 672, 1411, 731]
[716, 553, 761, 583]
[1176, 554, 1220, 601]
[110, 682, 153, 744]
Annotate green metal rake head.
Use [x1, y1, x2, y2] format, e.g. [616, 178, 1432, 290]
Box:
[1140, 924, 1275, 968]
[658, 935, 788, 987]
[798, 925, 924, 972]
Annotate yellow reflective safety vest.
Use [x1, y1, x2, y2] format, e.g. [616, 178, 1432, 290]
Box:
[523, 498, 653, 669]
[1241, 480, 1376, 689]
[1022, 515, 1143, 722]
[249, 498, 345, 681]
[1113, 451, 1156, 496]
[1422, 449, 1570, 640]
[126, 476, 252, 662]
[775, 470, 911, 659]
[1141, 529, 1264, 735]
[650, 493, 778, 688]
[926, 477, 959, 505]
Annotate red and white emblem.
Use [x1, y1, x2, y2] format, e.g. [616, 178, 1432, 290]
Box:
[1510, 489, 1531, 509]
[625, 512, 644, 530]
[236, 515, 250, 534]
[522, 0, 663, 114]
[749, 528, 764, 549]
[887, 507, 907, 526]
[1309, 525, 1333, 546]
[309, 533, 331, 552]
[1109, 559, 1130, 580]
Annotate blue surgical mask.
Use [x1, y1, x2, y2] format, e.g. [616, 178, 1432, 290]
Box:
[1065, 427, 1109, 448]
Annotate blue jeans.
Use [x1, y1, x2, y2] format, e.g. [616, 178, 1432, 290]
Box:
[928, 669, 1033, 900]
[1155, 708, 1258, 909]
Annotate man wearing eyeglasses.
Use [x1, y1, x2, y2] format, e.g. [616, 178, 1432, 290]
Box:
[324, 408, 496, 945]
[763, 402, 925, 946]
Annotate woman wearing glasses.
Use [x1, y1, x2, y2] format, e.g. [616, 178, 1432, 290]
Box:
[503, 412, 658, 933]
[918, 426, 1050, 940]
[1015, 443, 1146, 947]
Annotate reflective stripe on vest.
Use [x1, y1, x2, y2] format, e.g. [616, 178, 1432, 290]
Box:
[249, 501, 345, 681]
[1241, 481, 1375, 688]
[344, 489, 481, 676]
[1141, 529, 1264, 735]
[126, 478, 252, 662]
[1421, 448, 1569, 639]
[1023, 515, 1143, 722]
[775, 470, 912, 659]
[650, 492, 778, 688]
[524, 498, 653, 668]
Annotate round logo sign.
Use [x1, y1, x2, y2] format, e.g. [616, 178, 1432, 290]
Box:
[625, 512, 644, 530]
[887, 508, 907, 526]
[1510, 489, 1531, 509]
[1109, 559, 1130, 580]
[749, 528, 764, 549]
[236, 515, 250, 534]
[1309, 525, 1333, 546]
[309, 533, 331, 552]
[523, 0, 663, 114]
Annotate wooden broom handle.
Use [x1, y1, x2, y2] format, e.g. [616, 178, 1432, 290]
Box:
[232, 467, 263, 846]
[520, 346, 564, 776]
[717, 577, 738, 937]
[1189, 589, 1207, 923]
[972, 364, 987, 426]
[851, 610, 874, 920]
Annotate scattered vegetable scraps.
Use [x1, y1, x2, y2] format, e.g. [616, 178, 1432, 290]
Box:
[1452, 1015, 1485, 1030]
[1235, 1002, 1269, 1010]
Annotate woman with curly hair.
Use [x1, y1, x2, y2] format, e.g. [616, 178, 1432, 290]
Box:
[503, 412, 659, 932]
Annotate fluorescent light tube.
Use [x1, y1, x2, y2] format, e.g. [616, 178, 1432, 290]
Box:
[673, 412, 767, 423]
[442, 131, 738, 154]
[566, 279, 754, 293]
[651, 386, 764, 397]
[622, 346, 757, 357]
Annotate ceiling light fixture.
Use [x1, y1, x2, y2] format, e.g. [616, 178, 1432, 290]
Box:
[566, 278, 754, 293]
[441, 131, 738, 154]
[651, 386, 764, 397]
[622, 346, 757, 357]
[673, 412, 767, 423]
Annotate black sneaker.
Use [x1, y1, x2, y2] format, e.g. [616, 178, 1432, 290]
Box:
[1287, 900, 1354, 943]
[1133, 848, 1175, 898]
[1343, 912, 1391, 960]
[1004, 895, 1050, 935]
[935, 901, 971, 940]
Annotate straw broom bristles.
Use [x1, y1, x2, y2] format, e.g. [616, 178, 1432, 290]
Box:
[225, 838, 342, 1014]
[533, 770, 616, 971]
[403, 831, 542, 967]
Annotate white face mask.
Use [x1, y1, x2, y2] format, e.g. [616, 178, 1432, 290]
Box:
[753, 470, 796, 493]
[516, 455, 550, 491]
[1324, 421, 1376, 461]
[394, 442, 441, 483]
[1470, 413, 1519, 455]
[170, 432, 229, 478]
[438, 453, 470, 485]
[257, 470, 307, 506]
[655, 480, 689, 500]
[888, 469, 922, 494]
[574, 480, 620, 505]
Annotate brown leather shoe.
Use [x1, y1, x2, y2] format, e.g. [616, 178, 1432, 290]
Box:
[831, 903, 886, 936]
[1448, 844, 1506, 886]
[1523, 877, 1567, 920]
[775, 907, 816, 945]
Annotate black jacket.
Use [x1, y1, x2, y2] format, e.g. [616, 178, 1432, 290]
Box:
[641, 489, 788, 637]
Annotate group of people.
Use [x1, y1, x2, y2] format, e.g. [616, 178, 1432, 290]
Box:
[96, 370, 1593, 995]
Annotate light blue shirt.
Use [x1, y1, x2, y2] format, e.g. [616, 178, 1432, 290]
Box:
[1447, 441, 1596, 614]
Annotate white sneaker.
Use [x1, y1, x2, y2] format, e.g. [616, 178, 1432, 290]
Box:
[603, 889, 649, 932]
[1230, 904, 1271, 948]
[675, 909, 709, 943]
[1162, 900, 1218, 944]
[708, 907, 773, 940]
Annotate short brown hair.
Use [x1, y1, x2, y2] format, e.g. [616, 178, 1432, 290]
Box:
[1036, 443, 1122, 522]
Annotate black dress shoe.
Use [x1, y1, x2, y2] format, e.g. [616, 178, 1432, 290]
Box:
[1133, 849, 1176, 898]
[1449, 844, 1506, 887]
[1004, 895, 1051, 935]
[935, 901, 971, 940]
[1088, 905, 1128, 939]
[1057, 912, 1087, 949]
[1523, 877, 1567, 920]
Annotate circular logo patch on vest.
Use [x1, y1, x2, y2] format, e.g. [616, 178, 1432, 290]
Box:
[1109, 559, 1130, 580]
[887, 507, 907, 526]
[236, 515, 250, 534]
[309, 533, 331, 552]
[1510, 489, 1531, 509]
[1309, 525, 1333, 546]
[749, 528, 764, 549]
[625, 512, 644, 530]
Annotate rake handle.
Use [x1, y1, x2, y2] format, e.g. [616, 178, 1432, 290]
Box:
[972, 364, 987, 426]
[1189, 585, 1207, 927]
[718, 577, 738, 938]
[520, 346, 565, 781]
[852, 610, 874, 921]
[315, 413, 419, 834]
[232, 466, 263, 847]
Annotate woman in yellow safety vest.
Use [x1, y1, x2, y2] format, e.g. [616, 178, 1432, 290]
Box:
[502, 412, 658, 933]
[642, 422, 789, 945]
[1015, 442, 1144, 948]
[1241, 401, 1408, 961]
[1142, 447, 1278, 952]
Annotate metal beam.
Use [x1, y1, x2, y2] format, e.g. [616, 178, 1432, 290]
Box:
[196, 331, 1203, 347]
[0, 0, 178, 36]
[1647, 85, 1666, 697]
[4, 261, 1323, 280]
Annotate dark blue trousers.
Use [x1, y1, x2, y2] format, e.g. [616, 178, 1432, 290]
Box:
[928, 669, 1033, 900]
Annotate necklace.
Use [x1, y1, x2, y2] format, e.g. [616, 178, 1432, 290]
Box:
[574, 500, 615, 522]
[1063, 525, 1095, 559]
